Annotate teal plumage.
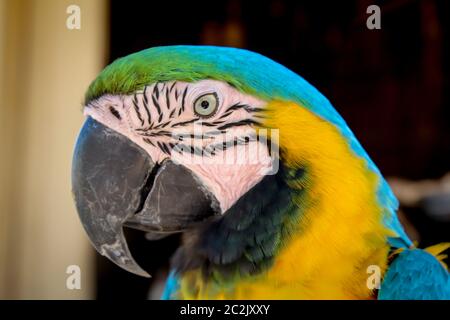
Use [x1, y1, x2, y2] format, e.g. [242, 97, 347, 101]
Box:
[379, 248, 450, 299]
[161, 271, 179, 300]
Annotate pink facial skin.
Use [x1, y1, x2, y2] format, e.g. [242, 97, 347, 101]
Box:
[84, 80, 274, 213]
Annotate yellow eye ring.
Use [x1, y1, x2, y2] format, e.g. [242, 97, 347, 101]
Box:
[193, 93, 219, 118]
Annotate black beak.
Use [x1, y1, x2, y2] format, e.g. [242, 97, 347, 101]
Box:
[72, 117, 218, 277]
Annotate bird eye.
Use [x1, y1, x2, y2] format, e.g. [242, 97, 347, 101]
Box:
[193, 93, 219, 117]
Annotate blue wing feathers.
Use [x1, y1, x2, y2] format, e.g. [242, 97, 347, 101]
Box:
[379, 249, 450, 299]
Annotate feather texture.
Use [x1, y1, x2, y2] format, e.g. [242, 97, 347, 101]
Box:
[379, 248, 450, 299]
[85, 46, 410, 248]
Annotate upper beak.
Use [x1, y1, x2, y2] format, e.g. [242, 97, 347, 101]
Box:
[72, 117, 218, 277]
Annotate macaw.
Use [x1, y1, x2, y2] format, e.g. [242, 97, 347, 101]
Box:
[72, 45, 450, 299]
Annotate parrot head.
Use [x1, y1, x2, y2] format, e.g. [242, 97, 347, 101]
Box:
[72, 46, 410, 282]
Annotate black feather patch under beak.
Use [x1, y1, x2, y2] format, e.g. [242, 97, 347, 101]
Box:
[71, 117, 219, 277]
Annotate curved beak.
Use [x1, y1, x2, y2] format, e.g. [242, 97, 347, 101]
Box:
[72, 117, 218, 277]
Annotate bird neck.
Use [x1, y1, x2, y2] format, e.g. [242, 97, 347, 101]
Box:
[234, 100, 392, 299]
[172, 100, 393, 299]
[170, 161, 299, 298]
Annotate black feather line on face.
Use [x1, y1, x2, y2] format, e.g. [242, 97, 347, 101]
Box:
[151, 94, 162, 118]
[143, 86, 149, 104]
[109, 106, 121, 120]
[157, 141, 171, 155]
[218, 111, 233, 119]
[217, 119, 260, 131]
[162, 142, 171, 155]
[143, 138, 155, 146]
[139, 130, 172, 138]
[132, 94, 144, 126]
[142, 86, 152, 125]
[170, 81, 177, 92]
[153, 120, 171, 129]
[224, 102, 245, 113]
[199, 122, 218, 127]
[181, 86, 188, 112]
[172, 117, 200, 128]
[166, 87, 171, 110]
[150, 91, 164, 123]
[244, 107, 264, 113]
[224, 103, 263, 114]
[153, 83, 160, 99]
[135, 122, 154, 131]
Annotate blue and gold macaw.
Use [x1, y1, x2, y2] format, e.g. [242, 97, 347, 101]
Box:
[72, 46, 450, 299]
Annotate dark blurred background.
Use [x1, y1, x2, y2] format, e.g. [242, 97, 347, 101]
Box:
[92, 0, 450, 299]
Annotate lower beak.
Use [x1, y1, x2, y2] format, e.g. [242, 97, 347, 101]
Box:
[71, 117, 218, 277]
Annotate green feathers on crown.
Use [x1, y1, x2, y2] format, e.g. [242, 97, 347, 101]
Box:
[84, 46, 256, 105]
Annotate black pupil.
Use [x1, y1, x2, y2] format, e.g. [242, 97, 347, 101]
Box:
[201, 100, 210, 109]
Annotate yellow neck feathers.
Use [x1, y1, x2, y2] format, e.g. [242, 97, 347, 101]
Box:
[236, 100, 391, 299]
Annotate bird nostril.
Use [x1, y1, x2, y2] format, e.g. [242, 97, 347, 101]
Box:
[134, 162, 161, 214]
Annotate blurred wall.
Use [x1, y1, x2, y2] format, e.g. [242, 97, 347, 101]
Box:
[0, 0, 108, 299]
